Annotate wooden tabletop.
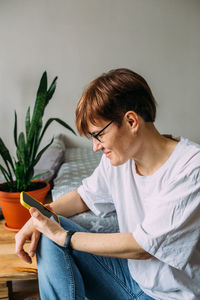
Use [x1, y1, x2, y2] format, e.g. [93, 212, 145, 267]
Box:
[0, 219, 37, 282]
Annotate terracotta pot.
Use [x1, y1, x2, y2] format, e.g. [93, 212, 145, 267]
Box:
[0, 180, 50, 231]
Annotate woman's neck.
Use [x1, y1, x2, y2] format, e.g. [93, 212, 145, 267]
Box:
[133, 123, 178, 176]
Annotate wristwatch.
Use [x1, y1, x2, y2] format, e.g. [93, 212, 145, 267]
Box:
[64, 230, 76, 250]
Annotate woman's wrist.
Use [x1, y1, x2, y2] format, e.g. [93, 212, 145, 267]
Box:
[64, 230, 76, 249]
[54, 228, 68, 247]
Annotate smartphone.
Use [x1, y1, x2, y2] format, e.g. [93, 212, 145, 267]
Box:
[20, 192, 60, 224]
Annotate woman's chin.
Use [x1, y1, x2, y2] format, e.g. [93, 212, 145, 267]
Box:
[109, 156, 124, 166]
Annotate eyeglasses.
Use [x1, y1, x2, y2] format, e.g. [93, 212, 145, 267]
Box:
[88, 121, 113, 142]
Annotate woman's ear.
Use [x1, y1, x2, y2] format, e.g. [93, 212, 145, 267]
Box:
[124, 111, 139, 130]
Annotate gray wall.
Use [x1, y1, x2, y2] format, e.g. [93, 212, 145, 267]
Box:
[0, 0, 200, 161]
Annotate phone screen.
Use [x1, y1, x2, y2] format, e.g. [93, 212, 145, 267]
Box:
[22, 192, 53, 219]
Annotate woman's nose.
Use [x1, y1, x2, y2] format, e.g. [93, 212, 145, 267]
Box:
[93, 139, 103, 152]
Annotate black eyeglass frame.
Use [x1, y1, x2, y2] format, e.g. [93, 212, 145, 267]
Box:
[88, 121, 113, 142]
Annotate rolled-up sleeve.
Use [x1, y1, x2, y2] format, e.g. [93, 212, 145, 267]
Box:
[133, 168, 200, 270]
[78, 155, 114, 217]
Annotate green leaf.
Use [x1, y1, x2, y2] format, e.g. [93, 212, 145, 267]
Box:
[0, 138, 15, 179]
[29, 133, 37, 164]
[0, 165, 15, 191]
[0, 164, 11, 183]
[16, 149, 23, 164]
[27, 72, 48, 143]
[31, 171, 48, 180]
[39, 118, 76, 146]
[26, 167, 34, 183]
[14, 161, 31, 191]
[14, 162, 24, 183]
[0, 138, 14, 167]
[25, 106, 31, 139]
[27, 92, 46, 143]
[37, 71, 47, 95]
[46, 76, 58, 105]
[14, 111, 18, 147]
[17, 132, 26, 164]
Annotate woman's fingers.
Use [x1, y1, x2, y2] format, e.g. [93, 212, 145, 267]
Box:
[28, 231, 41, 257]
[15, 217, 40, 264]
[15, 233, 32, 264]
[29, 207, 67, 247]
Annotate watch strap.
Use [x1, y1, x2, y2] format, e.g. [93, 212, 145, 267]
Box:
[64, 230, 76, 249]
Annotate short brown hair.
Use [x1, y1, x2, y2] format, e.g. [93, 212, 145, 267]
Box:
[76, 68, 157, 137]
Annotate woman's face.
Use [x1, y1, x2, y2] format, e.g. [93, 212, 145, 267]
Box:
[88, 116, 138, 166]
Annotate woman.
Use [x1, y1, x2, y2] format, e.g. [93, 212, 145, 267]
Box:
[16, 68, 200, 299]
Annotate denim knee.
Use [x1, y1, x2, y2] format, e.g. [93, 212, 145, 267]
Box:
[58, 215, 88, 233]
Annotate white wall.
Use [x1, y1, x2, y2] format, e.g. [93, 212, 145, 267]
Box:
[0, 0, 200, 162]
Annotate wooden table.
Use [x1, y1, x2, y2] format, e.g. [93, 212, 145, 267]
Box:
[0, 219, 38, 300]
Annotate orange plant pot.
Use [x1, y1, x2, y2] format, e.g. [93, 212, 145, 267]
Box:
[0, 180, 50, 231]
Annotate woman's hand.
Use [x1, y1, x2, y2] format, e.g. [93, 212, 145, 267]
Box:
[29, 207, 67, 247]
[15, 217, 41, 264]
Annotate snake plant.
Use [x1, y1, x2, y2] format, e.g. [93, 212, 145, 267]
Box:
[0, 71, 76, 192]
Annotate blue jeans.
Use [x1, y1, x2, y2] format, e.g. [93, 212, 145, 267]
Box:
[36, 216, 155, 300]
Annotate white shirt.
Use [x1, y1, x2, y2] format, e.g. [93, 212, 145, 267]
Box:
[78, 137, 200, 300]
